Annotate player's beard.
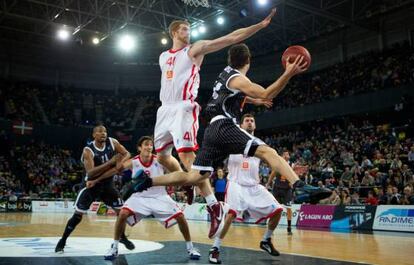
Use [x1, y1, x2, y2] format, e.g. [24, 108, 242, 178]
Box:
[245, 128, 254, 135]
[178, 35, 190, 44]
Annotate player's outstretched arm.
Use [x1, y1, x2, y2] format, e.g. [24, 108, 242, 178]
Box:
[112, 138, 131, 172]
[86, 159, 133, 188]
[229, 55, 307, 99]
[82, 148, 117, 179]
[189, 8, 276, 58]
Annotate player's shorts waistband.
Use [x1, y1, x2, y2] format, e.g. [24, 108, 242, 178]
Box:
[228, 179, 259, 187]
[210, 115, 236, 124]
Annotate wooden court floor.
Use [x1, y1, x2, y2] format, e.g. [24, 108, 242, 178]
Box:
[0, 212, 413, 265]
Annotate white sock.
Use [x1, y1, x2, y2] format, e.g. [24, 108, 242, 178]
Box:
[113, 240, 119, 249]
[263, 229, 274, 241]
[213, 237, 222, 249]
[186, 241, 193, 251]
[205, 194, 218, 206]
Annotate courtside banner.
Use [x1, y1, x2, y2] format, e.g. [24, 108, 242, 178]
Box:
[297, 205, 335, 228]
[32, 201, 74, 213]
[330, 205, 376, 230]
[373, 205, 414, 232]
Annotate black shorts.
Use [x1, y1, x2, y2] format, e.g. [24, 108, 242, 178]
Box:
[74, 181, 123, 213]
[193, 118, 265, 172]
[272, 188, 293, 207]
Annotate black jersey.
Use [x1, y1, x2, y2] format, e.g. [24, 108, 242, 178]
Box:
[204, 66, 246, 123]
[82, 137, 116, 183]
[273, 162, 293, 190]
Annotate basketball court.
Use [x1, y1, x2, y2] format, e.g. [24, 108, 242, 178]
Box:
[0, 212, 412, 265]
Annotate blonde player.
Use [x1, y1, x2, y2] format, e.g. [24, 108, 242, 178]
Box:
[88, 136, 200, 260]
[153, 8, 277, 238]
[208, 114, 283, 264]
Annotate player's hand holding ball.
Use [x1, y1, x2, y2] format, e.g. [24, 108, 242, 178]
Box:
[282, 45, 311, 78]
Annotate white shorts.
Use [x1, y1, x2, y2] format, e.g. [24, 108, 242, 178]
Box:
[154, 101, 200, 155]
[122, 194, 183, 228]
[225, 181, 283, 224]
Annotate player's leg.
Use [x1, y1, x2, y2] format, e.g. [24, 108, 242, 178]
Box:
[104, 208, 134, 260]
[287, 207, 293, 235]
[244, 185, 283, 256]
[273, 188, 293, 235]
[102, 185, 135, 250]
[208, 212, 236, 265]
[260, 209, 282, 256]
[105, 196, 146, 260]
[151, 195, 201, 260]
[254, 145, 332, 202]
[175, 214, 201, 260]
[209, 180, 241, 264]
[154, 104, 177, 171]
[55, 187, 92, 253]
[157, 154, 183, 172]
[173, 101, 200, 203]
[285, 189, 294, 235]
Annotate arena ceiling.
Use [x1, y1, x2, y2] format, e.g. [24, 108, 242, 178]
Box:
[0, 0, 413, 61]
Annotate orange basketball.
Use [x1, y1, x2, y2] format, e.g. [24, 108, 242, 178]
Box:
[281, 45, 311, 70]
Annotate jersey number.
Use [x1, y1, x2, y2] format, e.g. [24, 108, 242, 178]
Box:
[183, 132, 191, 141]
[101, 154, 109, 164]
[166, 57, 176, 66]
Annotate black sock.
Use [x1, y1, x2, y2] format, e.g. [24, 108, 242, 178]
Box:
[287, 220, 292, 231]
[62, 213, 82, 242]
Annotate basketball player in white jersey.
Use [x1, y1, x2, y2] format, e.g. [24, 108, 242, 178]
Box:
[96, 136, 201, 260]
[208, 114, 283, 264]
[153, 8, 277, 239]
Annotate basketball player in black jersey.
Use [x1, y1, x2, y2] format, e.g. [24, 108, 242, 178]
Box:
[126, 44, 332, 240]
[55, 125, 135, 253]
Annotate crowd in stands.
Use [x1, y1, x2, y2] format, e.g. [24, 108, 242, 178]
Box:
[256, 116, 414, 205]
[1, 112, 413, 206]
[0, 141, 83, 200]
[1, 41, 414, 205]
[0, 80, 43, 123]
[1, 42, 413, 129]
[37, 88, 144, 129]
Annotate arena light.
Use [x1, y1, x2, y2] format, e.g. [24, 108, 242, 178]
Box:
[257, 0, 268, 6]
[92, 37, 100, 45]
[216, 16, 225, 25]
[118, 34, 136, 52]
[191, 29, 199, 38]
[161, 38, 168, 45]
[57, 28, 70, 41]
[198, 25, 207, 34]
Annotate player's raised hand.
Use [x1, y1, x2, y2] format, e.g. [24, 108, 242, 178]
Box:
[260, 8, 276, 28]
[284, 55, 308, 77]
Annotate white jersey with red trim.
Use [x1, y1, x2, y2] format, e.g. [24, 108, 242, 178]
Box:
[159, 46, 200, 104]
[131, 155, 167, 197]
[227, 154, 261, 186]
